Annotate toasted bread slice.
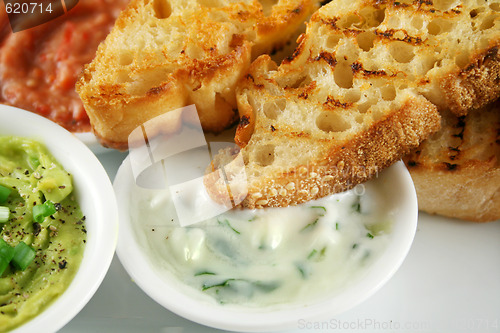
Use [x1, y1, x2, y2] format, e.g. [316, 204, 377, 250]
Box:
[76, 0, 320, 149]
[207, 0, 500, 209]
[404, 102, 500, 222]
[304, 0, 500, 116]
[205, 57, 440, 208]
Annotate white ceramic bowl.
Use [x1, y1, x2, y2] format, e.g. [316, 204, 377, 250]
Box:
[115, 155, 418, 332]
[0, 105, 118, 333]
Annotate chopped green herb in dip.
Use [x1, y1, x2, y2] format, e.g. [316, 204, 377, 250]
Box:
[0, 136, 86, 331]
[131, 180, 392, 307]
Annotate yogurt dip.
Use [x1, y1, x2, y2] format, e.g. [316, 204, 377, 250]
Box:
[130, 179, 393, 307]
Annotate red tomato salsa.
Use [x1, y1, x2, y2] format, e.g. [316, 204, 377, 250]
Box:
[0, 0, 128, 132]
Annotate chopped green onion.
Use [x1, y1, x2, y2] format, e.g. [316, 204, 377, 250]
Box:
[307, 247, 327, 261]
[0, 239, 15, 275]
[11, 241, 36, 271]
[310, 206, 326, 217]
[0, 255, 10, 276]
[29, 156, 40, 170]
[253, 280, 280, 293]
[366, 232, 374, 239]
[0, 206, 9, 223]
[202, 278, 236, 291]
[301, 218, 319, 232]
[307, 249, 317, 260]
[0, 239, 14, 258]
[0, 185, 10, 203]
[202, 278, 280, 294]
[217, 219, 240, 234]
[295, 263, 309, 279]
[195, 271, 216, 276]
[33, 200, 57, 223]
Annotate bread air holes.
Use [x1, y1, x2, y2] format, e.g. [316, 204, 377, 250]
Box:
[356, 31, 376, 52]
[116, 71, 131, 84]
[337, 14, 361, 29]
[357, 98, 376, 113]
[387, 15, 401, 28]
[380, 85, 396, 101]
[418, 55, 438, 75]
[334, 62, 353, 89]
[455, 51, 471, 69]
[119, 53, 134, 66]
[263, 99, 286, 120]
[470, 7, 483, 18]
[480, 14, 499, 30]
[197, 0, 224, 8]
[428, 18, 453, 35]
[389, 41, 414, 63]
[153, 0, 171, 19]
[258, 0, 279, 16]
[345, 89, 361, 103]
[357, 102, 370, 114]
[316, 111, 351, 133]
[286, 74, 311, 89]
[337, 8, 385, 30]
[326, 35, 341, 50]
[411, 17, 424, 30]
[359, 7, 386, 28]
[490, 3, 500, 11]
[432, 0, 460, 12]
[479, 37, 491, 49]
[253, 144, 275, 167]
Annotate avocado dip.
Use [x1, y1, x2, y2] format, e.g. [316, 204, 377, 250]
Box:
[0, 136, 86, 332]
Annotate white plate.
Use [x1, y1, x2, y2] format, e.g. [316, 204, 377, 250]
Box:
[74, 132, 114, 154]
[60, 150, 500, 333]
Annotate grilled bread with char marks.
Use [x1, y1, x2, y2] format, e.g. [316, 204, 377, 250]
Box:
[207, 0, 500, 209]
[405, 101, 500, 222]
[76, 0, 320, 150]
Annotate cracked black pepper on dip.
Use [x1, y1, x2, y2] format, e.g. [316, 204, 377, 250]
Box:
[0, 136, 86, 332]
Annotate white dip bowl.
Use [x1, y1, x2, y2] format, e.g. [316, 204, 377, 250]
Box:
[115, 152, 417, 332]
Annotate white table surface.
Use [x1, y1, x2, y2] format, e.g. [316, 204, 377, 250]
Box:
[60, 150, 500, 333]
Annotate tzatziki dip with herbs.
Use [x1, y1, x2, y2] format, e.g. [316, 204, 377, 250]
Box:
[130, 179, 393, 307]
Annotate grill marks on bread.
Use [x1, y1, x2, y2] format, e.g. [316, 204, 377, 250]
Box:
[206, 0, 500, 208]
[404, 101, 500, 222]
[76, 0, 320, 149]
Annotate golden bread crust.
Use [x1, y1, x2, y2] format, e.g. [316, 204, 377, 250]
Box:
[440, 45, 500, 116]
[205, 44, 441, 208]
[406, 160, 500, 222]
[206, 93, 440, 209]
[404, 103, 500, 222]
[76, 0, 320, 150]
[206, 0, 500, 208]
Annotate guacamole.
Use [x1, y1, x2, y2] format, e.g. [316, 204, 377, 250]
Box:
[0, 136, 86, 332]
